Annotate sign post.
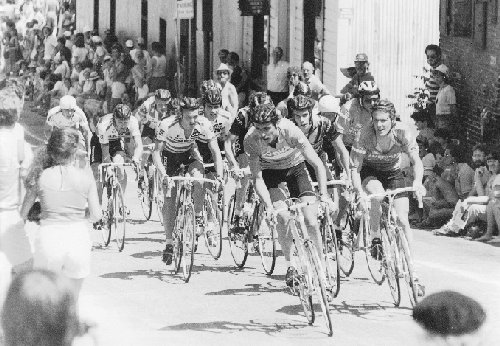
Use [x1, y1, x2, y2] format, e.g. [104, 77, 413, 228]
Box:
[176, 0, 194, 96]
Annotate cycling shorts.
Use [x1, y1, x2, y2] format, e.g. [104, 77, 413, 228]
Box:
[141, 124, 156, 142]
[90, 133, 102, 165]
[360, 166, 408, 198]
[196, 140, 225, 174]
[161, 150, 198, 176]
[262, 161, 315, 199]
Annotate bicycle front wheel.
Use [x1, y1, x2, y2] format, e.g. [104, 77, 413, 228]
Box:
[204, 192, 222, 260]
[338, 210, 356, 277]
[295, 254, 315, 325]
[227, 195, 249, 268]
[99, 186, 111, 247]
[112, 185, 126, 252]
[172, 200, 184, 274]
[362, 215, 385, 285]
[380, 226, 400, 306]
[254, 204, 276, 275]
[155, 171, 164, 225]
[182, 203, 196, 282]
[398, 230, 419, 307]
[139, 167, 153, 220]
[321, 215, 341, 298]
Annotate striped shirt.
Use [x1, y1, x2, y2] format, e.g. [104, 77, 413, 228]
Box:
[156, 116, 215, 154]
[135, 96, 170, 130]
[97, 114, 141, 144]
[425, 66, 440, 103]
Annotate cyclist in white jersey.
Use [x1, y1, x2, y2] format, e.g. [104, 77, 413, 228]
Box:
[153, 97, 223, 265]
[350, 99, 425, 295]
[97, 104, 143, 197]
[244, 104, 333, 287]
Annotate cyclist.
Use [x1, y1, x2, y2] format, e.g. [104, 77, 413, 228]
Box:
[337, 81, 380, 150]
[350, 99, 425, 295]
[153, 97, 223, 265]
[244, 103, 332, 287]
[225, 91, 272, 233]
[277, 81, 311, 119]
[96, 104, 143, 197]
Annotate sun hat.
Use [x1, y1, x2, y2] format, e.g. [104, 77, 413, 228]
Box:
[125, 39, 134, 48]
[355, 53, 369, 62]
[216, 63, 230, 72]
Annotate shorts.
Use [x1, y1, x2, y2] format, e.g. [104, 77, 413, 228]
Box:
[0, 209, 32, 266]
[196, 140, 225, 173]
[109, 139, 125, 158]
[33, 221, 91, 279]
[262, 162, 315, 199]
[161, 150, 198, 176]
[360, 166, 408, 198]
[141, 124, 156, 142]
[90, 133, 102, 165]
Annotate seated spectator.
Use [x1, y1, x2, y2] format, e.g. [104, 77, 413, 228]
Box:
[1, 269, 97, 346]
[412, 110, 435, 143]
[71, 33, 91, 65]
[441, 143, 475, 200]
[302, 61, 330, 101]
[477, 174, 500, 242]
[50, 77, 71, 99]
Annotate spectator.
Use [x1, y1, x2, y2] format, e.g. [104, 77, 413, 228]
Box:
[103, 29, 118, 53]
[218, 48, 229, 65]
[228, 52, 249, 108]
[124, 39, 134, 57]
[71, 33, 90, 65]
[302, 61, 330, 101]
[21, 128, 101, 295]
[266, 47, 289, 105]
[131, 50, 149, 103]
[50, 77, 71, 99]
[434, 64, 457, 130]
[441, 143, 475, 200]
[216, 63, 238, 116]
[130, 37, 151, 67]
[424, 44, 443, 114]
[339, 53, 375, 101]
[2, 269, 97, 346]
[56, 36, 71, 65]
[478, 174, 500, 242]
[64, 31, 73, 49]
[417, 137, 436, 178]
[413, 290, 486, 344]
[53, 55, 70, 80]
[110, 43, 129, 111]
[411, 110, 435, 143]
[149, 41, 167, 92]
[42, 26, 57, 63]
[433, 128, 453, 149]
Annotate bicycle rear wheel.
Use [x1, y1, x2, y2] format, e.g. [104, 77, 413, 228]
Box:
[99, 187, 111, 247]
[398, 230, 419, 307]
[362, 214, 385, 285]
[254, 203, 276, 275]
[338, 210, 356, 277]
[172, 200, 184, 274]
[112, 185, 126, 252]
[204, 192, 222, 260]
[227, 195, 249, 268]
[182, 203, 196, 282]
[321, 214, 340, 298]
[139, 167, 153, 220]
[380, 226, 400, 306]
[155, 171, 164, 225]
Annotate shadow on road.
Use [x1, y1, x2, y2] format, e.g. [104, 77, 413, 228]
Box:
[159, 319, 307, 335]
[206, 283, 284, 296]
[126, 237, 164, 244]
[331, 300, 412, 318]
[130, 250, 162, 259]
[99, 269, 183, 284]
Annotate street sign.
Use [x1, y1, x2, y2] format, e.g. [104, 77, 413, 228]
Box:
[177, 0, 194, 20]
[238, 0, 270, 16]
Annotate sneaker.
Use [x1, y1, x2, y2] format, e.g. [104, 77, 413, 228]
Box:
[414, 277, 426, 297]
[370, 237, 383, 260]
[433, 223, 460, 236]
[285, 266, 299, 288]
[162, 244, 174, 265]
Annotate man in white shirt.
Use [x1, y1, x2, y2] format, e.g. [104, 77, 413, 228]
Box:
[302, 61, 330, 101]
[266, 47, 289, 106]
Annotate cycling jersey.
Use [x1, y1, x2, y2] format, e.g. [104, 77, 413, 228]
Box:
[196, 108, 232, 143]
[351, 122, 419, 172]
[244, 118, 306, 170]
[156, 116, 215, 154]
[229, 106, 252, 156]
[337, 99, 371, 147]
[135, 96, 170, 130]
[46, 105, 90, 133]
[301, 113, 340, 155]
[97, 113, 141, 144]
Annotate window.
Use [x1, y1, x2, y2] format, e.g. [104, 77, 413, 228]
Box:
[474, 0, 488, 49]
[110, 0, 116, 35]
[141, 0, 148, 47]
[93, 0, 99, 32]
[454, 0, 473, 37]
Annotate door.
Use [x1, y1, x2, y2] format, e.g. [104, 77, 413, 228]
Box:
[141, 0, 148, 46]
[93, 0, 99, 33]
[159, 17, 166, 47]
[202, 0, 213, 80]
[110, 0, 116, 34]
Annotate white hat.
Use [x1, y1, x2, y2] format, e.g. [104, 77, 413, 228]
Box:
[216, 63, 230, 72]
[433, 64, 449, 77]
[91, 35, 102, 43]
[64, 31, 71, 37]
[60, 95, 77, 110]
[125, 39, 134, 48]
[318, 95, 340, 114]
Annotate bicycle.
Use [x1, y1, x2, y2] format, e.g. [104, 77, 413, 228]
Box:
[163, 170, 220, 282]
[268, 199, 333, 337]
[98, 162, 135, 251]
[138, 144, 155, 220]
[363, 187, 423, 307]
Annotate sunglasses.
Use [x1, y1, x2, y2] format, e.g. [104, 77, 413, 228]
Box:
[216, 71, 229, 75]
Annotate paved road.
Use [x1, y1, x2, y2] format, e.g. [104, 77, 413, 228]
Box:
[20, 107, 500, 345]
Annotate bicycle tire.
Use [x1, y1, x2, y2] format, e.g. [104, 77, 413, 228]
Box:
[112, 185, 126, 252]
[182, 203, 196, 282]
[294, 253, 315, 325]
[227, 195, 249, 268]
[398, 229, 419, 307]
[362, 214, 385, 285]
[254, 203, 276, 275]
[155, 171, 164, 225]
[321, 213, 341, 298]
[380, 225, 400, 306]
[204, 192, 222, 260]
[338, 210, 356, 277]
[172, 195, 184, 273]
[308, 242, 334, 337]
[99, 187, 111, 247]
[139, 167, 153, 220]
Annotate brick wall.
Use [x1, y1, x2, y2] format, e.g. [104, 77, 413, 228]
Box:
[439, 0, 500, 147]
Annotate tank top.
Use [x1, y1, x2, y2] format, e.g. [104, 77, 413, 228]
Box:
[151, 55, 166, 77]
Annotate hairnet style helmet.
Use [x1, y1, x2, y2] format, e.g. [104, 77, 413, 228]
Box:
[358, 81, 380, 96]
[287, 95, 314, 112]
[248, 92, 273, 109]
[203, 87, 222, 106]
[293, 82, 312, 97]
[200, 79, 219, 97]
[113, 104, 132, 119]
[371, 99, 397, 121]
[251, 104, 279, 124]
[154, 89, 171, 101]
[59, 95, 76, 110]
[179, 97, 201, 110]
[318, 95, 341, 114]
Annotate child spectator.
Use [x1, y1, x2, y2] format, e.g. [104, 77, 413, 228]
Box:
[433, 64, 457, 130]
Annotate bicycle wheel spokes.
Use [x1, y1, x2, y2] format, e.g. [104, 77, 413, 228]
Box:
[338, 213, 356, 276]
[204, 193, 222, 260]
[139, 169, 153, 220]
[256, 205, 276, 275]
[155, 172, 164, 225]
[322, 217, 341, 298]
[112, 185, 126, 252]
[99, 188, 111, 247]
[295, 270, 315, 325]
[381, 227, 400, 306]
[399, 232, 419, 307]
[362, 215, 385, 285]
[227, 196, 249, 268]
[182, 204, 196, 282]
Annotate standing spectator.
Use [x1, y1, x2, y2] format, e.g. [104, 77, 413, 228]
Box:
[64, 31, 73, 50]
[42, 26, 57, 63]
[124, 39, 134, 57]
[266, 47, 289, 105]
[56, 36, 72, 65]
[424, 44, 443, 114]
[130, 37, 151, 67]
[228, 52, 249, 108]
[110, 44, 130, 111]
[149, 41, 167, 92]
[71, 33, 90, 65]
[103, 29, 118, 53]
[302, 61, 330, 101]
[216, 63, 238, 116]
[340, 53, 375, 101]
[434, 64, 457, 130]
[218, 49, 229, 65]
[131, 50, 149, 103]
[21, 128, 101, 295]
[44, 0, 59, 34]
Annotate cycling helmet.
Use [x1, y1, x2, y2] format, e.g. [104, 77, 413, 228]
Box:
[154, 89, 172, 101]
[248, 92, 272, 109]
[371, 99, 397, 121]
[358, 81, 380, 96]
[292, 82, 311, 97]
[200, 79, 219, 97]
[113, 104, 132, 119]
[179, 97, 201, 110]
[251, 104, 279, 124]
[318, 95, 340, 114]
[59, 95, 76, 110]
[287, 95, 314, 112]
[203, 87, 222, 106]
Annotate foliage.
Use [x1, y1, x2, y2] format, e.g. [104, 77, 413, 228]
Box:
[407, 67, 431, 113]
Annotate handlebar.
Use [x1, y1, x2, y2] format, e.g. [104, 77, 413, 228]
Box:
[98, 162, 136, 182]
[311, 179, 349, 188]
[163, 175, 221, 197]
[363, 187, 424, 208]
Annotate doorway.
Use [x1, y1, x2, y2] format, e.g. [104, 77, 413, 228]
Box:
[141, 0, 148, 46]
[93, 0, 99, 33]
[159, 18, 166, 47]
[202, 0, 213, 80]
[110, 0, 116, 34]
[303, 0, 324, 78]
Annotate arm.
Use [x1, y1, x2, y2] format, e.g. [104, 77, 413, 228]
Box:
[224, 134, 239, 169]
[249, 154, 273, 209]
[302, 141, 328, 196]
[152, 140, 166, 177]
[330, 134, 351, 181]
[408, 149, 424, 186]
[228, 85, 238, 116]
[87, 174, 102, 222]
[131, 133, 143, 163]
[20, 187, 37, 220]
[208, 138, 223, 178]
[350, 150, 366, 198]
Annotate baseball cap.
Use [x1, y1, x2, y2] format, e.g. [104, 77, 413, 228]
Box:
[355, 53, 369, 62]
[125, 39, 134, 48]
[216, 63, 230, 72]
[433, 64, 449, 76]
